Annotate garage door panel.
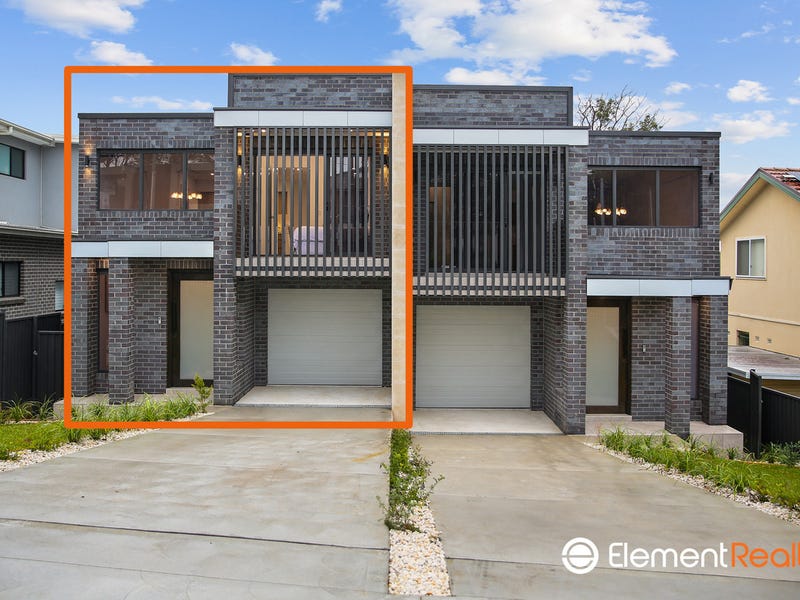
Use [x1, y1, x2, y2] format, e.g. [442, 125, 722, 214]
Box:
[416, 305, 530, 408]
[268, 289, 382, 385]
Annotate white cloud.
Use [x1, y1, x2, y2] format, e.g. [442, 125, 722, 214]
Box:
[788, 97, 800, 105]
[386, 0, 675, 82]
[572, 69, 592, 83]
[714, 110, 792, 143]
[315, 0, 342, 22]
[727, 79, 772, 102]
[112, 96, 212, 111]
[655, 101, 698, 128]
[229, 43, 278, 65]
[10, 0, 145, 37]
[444, 67, 546, 86]
[719, 23, 774, 43]
[720, 172, 752, 206]
[664, 81, 691, 95]
[86, 40, 151, 65]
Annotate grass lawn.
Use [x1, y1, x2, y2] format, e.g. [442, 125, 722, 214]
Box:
[1, 387, 210, 461]
[601, 429, 800, 510]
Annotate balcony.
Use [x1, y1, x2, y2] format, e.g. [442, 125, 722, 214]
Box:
[413, 145, 567, 296]
[234, 127, 391, 277]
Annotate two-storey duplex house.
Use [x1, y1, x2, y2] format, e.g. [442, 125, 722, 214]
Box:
[72, 73, 729, 436]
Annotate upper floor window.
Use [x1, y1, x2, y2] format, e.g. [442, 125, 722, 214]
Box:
[736, 237, 765, 278]
[0, 261, 21, 297]
[588, 168, 699, 227]
[0, 143, 25, 179]
[98, 150, 214, 210]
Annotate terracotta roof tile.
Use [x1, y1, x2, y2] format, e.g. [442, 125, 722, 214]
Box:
[761, 168, 800, 195]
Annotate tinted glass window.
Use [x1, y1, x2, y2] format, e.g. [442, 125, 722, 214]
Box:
[1, 262, 20, 297]
[0, 143, 25, 179]
[588, 170, 613, 226]
[615, 170, 656, 226]
[660, 170, 698, 227]
[187, 152, 214, 210]
[99, 153, 140, 209]
[143, 153, 184, 210]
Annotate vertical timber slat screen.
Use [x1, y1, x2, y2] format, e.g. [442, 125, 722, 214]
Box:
[235, 126, 391, 276]
[413, 145, 567, 296]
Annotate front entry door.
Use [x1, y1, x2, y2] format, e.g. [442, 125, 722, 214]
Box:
[169, 271, 213, 386]
[586, 298, 629, 413]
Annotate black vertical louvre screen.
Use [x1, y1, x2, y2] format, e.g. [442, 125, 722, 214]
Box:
[235, 127, 391, 276]
[413, 145, 567, 296]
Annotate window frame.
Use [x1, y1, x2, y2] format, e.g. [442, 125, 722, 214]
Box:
[735, 236, 766, 279]
[0, 142, 25, 179]
[96, 148, 214, 211]
[588, 166, 701, 227]
[0, 261, 22, 298]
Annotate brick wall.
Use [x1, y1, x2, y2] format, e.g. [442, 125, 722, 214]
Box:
[0, 233, 63, 320]
[71, 258, 97, 396]
[665, 297, 692, 437]
[630, 298, 666, 420]
[699, 295, 728, 424]
[542, 297, 565, 426]
[230, 75, 393, 109]
[586, 132, 720, 278]
[78, 116, 215, 242]
[413, 86, 571, 128]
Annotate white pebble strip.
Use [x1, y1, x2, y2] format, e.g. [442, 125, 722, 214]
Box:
[388, 504, 451, 596]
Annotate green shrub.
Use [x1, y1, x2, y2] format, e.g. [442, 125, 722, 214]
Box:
[192, 374, 212, 412]
[5, 398, 35, 422]
[600, 431, 800, 510]
[378, 429, 444, 530]
[761, 442, 800, 467]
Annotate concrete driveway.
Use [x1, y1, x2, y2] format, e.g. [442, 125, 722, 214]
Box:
[0, 407, 398, 599]
[416, 434, 800, 599]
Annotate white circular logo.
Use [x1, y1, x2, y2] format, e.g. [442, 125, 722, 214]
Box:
[562, 537, 599, 575]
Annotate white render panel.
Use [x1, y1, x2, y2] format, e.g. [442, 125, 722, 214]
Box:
[347, 111, 393, 127]
[587, 279, 640, 296]
[268, 289, 382, 385]
[452, 129, 500, 144]
[413, 129, 455, 144]
[213, 111, 259, 127]
[497, 130, 545, 145]
[71, 242, 109, 257]
[301, 111, 349, 126]
[416, 306, 530, 408]
[108, 241, 160, 257]
[640, 279, 692, 297]
[71, 241, 213, 258]
[691, 279, 730, 296]
[542, 129, 589, 145]
[413, 128, 589, 146]
[587, 278, 729, 297]
[160, 241, 214, 258]
[258, 111, 303, 127]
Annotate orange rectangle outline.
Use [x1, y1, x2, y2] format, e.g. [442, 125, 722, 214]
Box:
[63, 64, 414, 430]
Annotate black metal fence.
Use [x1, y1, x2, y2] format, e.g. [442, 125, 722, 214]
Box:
[728, 371, 800, 456]
[0, 312, 64, 404]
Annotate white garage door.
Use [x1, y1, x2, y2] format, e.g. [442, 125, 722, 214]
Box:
[268, 288, 382, 385]
[416, 305, 530, 408]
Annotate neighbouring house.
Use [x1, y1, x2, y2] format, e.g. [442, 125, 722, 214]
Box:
[71, 73, 729, 436]
[721, 168, 800, 394]
[0, 118, 77, 401]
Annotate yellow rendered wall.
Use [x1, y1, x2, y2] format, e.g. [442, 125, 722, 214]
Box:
[721, 183, 800, 357]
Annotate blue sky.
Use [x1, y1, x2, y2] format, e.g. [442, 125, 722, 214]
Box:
[3, 0, 798, 205]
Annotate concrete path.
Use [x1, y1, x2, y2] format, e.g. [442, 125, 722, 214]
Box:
[0, 407, 403, 599]
[416, 434, 800, 599]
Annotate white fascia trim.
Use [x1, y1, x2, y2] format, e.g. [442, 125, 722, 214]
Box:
[413, 128, 588, 146]
[72, 241, 213, 258]
[587, 278, 729, 297]
[214, 110, 392, 128]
